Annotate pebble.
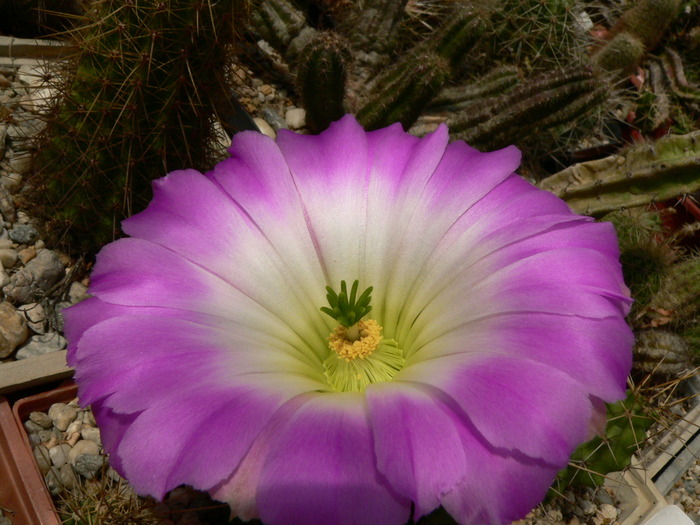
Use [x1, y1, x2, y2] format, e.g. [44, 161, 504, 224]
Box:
[59, 462, 79, 490]
[29, 410, 53, 429]
[0, 301, 28, 357]
[18, 244, 36, 264]
[48, 402, 79, 431]
[0, 247, 17, 268]
[285, 107, 306, 129]
[15, 331, 67, 359]
[254, 117, 276, 139]
[74, 453, 106, 479]
[4, 248, 65, 302]
[7, 150, 32, 175]
[69, 439, 100, 465]
[81, 426, 101, 445]
[49, 443, 72, 469]
[17, 302, 47, 333]
[33, 444, 51, 475]
[261, 107, 286, 130]
[68, 280, 89, 303]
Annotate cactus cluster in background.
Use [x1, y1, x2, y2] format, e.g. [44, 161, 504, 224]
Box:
[30, 0, 249, 251]
[31, 0, 695, 255]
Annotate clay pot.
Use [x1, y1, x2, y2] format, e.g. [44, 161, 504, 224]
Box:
[0, 382, 77, 525]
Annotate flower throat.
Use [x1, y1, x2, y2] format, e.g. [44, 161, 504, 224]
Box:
[321, 280, 404, 392]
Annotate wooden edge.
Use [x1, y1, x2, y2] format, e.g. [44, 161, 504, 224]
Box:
[0, 351, 73, 395]
[0, 36, 74, 59]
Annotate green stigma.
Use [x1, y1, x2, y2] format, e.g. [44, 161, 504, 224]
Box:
[320, 280, 373, 328]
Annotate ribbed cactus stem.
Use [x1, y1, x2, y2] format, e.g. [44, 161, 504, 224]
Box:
[592, 32, 647, 77]
[251, 0, 307, 53]
[429, 65, 520, 111]
[356, 52, 450, 131]
[356, 5, 485, 131]
[448, 67, 606, 150]
[538, 131, 700, 217]
[592, 0, 681, 78]
[426, 5, 487, 68]
[340, 0, 407, 53]
[297, 31, 351, 133]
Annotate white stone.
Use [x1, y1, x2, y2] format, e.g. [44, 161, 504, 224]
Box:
[68, 281, 89, 304]
[49, 443, 72, 469]
[80, 426, 101, 445]
[285, 108, 306, 129]
[254, 117, 276, 139]
[17, 302, 46, 333]
[65, 420, 83, 436]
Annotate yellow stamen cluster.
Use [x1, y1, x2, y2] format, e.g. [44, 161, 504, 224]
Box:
[328, 319, 382, 361]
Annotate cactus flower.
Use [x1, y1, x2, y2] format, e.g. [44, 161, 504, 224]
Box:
[65, 115, 633, 525]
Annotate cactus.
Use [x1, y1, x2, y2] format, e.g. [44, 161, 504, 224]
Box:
[356, 5, 487, 131]
[428, 65, 520, 112]
[447, 66, 608, 151]
[296, 31, 351, 133]
[30, 0, 248, 253]
[556, 391, 652, 488]
[470, 0, 584, 76]
[646, 254, 700, 358]
[538, 131, 700, 217]
[610, 0, 681, 51]
[603, 208, 676, 320]
[356, 52, 451, 131]
[592, 0, 682, 78]
[634, 330, 695, 378]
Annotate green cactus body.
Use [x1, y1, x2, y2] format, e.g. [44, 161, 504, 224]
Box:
[538, 131, 700, 217]
[557, 390, 652, 488]
[356, 6, 485, 131]
[297, 31, 351, 134]
[648, 255, 700, 358]
[604, 208, 674, 320]
[592, 32, 647, 77]
[592, 0, 681, 79]
[428, 65, 520, 111]
[634, 330, 694, 377]
[252, 0, 307, 53]
[356, 52, 450, 131]
[614, 0, 681, 51]
[32, 0, 244, 252]
[448, 67, 607, 151]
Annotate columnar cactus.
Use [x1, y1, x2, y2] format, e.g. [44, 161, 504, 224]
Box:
[31, 0, 247, 252]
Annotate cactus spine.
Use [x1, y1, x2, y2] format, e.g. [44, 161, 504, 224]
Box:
[32, 0, 247, 253]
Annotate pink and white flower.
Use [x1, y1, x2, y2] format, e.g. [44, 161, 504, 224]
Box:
[65, 115, 633, 525]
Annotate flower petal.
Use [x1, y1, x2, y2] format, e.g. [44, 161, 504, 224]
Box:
[440, 419, 560, 524]
[398, 356, 592, 464]
[254, 394, 410, 525]
[110, 386, 302, 498]
[72, 314, 326, 410]
[366, 382, 467, 518]
[88, 237, 327, 362]
[411, 312, 631, 402]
